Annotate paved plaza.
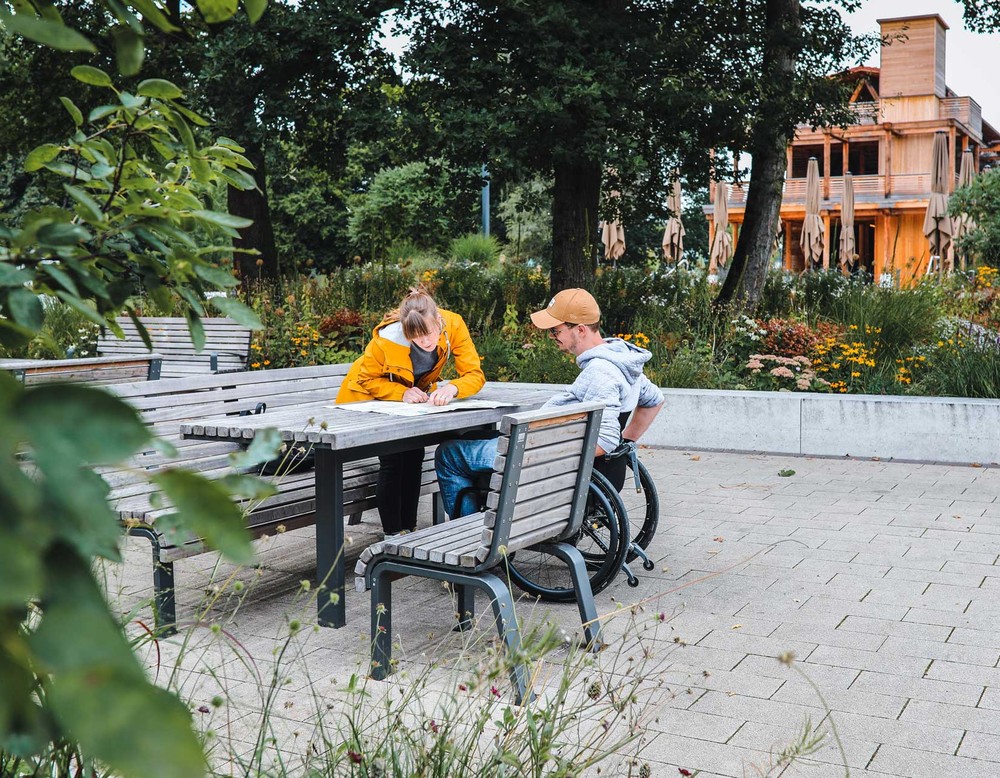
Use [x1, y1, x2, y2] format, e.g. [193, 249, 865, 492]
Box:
[108, 447, 1000, 777]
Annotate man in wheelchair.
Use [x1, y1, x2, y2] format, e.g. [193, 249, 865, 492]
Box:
[436, 288, 664, 519]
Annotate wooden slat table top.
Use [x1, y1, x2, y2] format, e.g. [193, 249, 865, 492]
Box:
[180, 383, 553, 449]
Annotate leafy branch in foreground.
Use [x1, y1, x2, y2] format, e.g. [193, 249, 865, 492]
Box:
[0, 67, 279, 778]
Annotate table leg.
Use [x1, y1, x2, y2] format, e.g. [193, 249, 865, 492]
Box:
[315, 447, 346, 627]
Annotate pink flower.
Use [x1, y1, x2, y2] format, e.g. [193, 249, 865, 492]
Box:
[770, 367, 795, 379]
[746, 359, 764, 370]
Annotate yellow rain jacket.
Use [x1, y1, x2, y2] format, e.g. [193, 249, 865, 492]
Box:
[335, 308, 485, 403]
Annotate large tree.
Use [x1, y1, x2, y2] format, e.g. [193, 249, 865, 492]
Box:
[397, 0, 862, 297]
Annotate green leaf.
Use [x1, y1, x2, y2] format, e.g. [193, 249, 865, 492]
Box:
[53, 292, 106, 327]
[64, 184, 105, 223]
[197, 0, 239, 24]
[41, 466, 122, 561]
[219, 473, 278, 501]
[1, 10, 97, 52]
[0, 263, 32, 288]
[18, 385, 151, 466]
[126, 0, 180, 33]
[24, 144, 61, 172]
[152, 469, 254, 564]
[112, 25, 144, 76]
[30, 548, 207, 778]
[227, 428, 282, 470]
[7, 288, 44, 331]
[38, 263, 80, 296]
[187, 313, 206, 349]
[71, 64, 113, 88]
[193, 262, 239, 288]
[245, 0, 268, 24]
[189, 209, 253, 229]
[172, 102, 210, 127]
[59, 96, 84, 126]
[137, 78, 184, 100]
[778, 469, 796, 477]
[88, 104, 119, 123]
[37, 221, 91, 247]
[210, 296, 263, 329]
[0, 523, 44, 607]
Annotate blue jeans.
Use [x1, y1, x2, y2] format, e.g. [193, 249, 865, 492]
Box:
[435, 437, 499, 519]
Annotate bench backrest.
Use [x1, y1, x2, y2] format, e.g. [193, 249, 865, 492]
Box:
[105, 364, 350, 501]
[97, 317, 253, 378]
[471, 402, 603, 570]
[4, 354, 162, 385]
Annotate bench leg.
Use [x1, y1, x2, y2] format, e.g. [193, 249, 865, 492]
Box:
[347, 512, 362, 526]
[370, 569, 393, 681]
[128, 526, 177, 636]
[366, 562, 532, 704]
[454, 584, 475, 630]
[478, 572, 532, 705]
[539, 541, 603, 651]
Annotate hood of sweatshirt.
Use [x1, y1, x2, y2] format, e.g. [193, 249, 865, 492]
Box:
[577, 338, 652, 384]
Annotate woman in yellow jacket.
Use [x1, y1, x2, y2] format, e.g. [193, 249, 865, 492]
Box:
[336, 287, 485, 535]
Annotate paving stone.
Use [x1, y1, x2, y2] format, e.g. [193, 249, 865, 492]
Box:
[806, 645, 929, 677]
[830, 710, 964, 755]
[641, 732, 775, 778]
[878, 636, 1000, 667]
[851, 670, 983, 706]
[947, 626, 1000, 649]
[837, 615, 952, 642]
[727, 719, 876, 769]
[770, 679, 908, 719]
[868, 744, 1000, 778]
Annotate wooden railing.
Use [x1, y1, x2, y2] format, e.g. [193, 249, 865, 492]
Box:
[724, 172, 939, 208]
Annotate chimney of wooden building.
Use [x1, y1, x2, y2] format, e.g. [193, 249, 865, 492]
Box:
[878, 14, 948, 100]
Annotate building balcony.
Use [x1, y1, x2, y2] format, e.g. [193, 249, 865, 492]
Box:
[725, 172, 937, 209]
[940, 96, 982, 135]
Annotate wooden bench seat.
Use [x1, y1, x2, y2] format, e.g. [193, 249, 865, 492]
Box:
[355, 403, 605, 703]
[107, 364, 442, 631]
[2, 354, 162, 384]
[98, 316, 252, 378]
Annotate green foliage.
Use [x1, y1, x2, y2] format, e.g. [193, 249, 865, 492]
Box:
[825, 281, 943, 362]
[915, 328, 1000, 398]
[347, 161, 477, 261]
[497, 178, 552, 264]
[448, 232, 500, 265]
[950, 168, 1000, 269]
[0, 67, 273, 778]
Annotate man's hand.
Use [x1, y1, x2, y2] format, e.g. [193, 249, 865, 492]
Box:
[402, 386, 430, 403]
[427, 384, 459, 406]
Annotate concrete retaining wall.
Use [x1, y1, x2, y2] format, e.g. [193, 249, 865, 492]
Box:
[644, 389, 1000, 464]
[499, 383, 1000, 464]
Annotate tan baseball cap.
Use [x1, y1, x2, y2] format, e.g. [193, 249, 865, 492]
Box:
[530, 288, 601, 329]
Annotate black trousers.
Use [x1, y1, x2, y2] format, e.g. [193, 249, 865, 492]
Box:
[376, 448, 425, 534]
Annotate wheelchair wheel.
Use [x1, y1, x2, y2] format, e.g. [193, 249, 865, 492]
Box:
[506, 470, 630, 602]
[619, 457, 659, 563]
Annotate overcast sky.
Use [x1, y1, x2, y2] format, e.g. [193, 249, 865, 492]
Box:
[842, 0, 1000, 123]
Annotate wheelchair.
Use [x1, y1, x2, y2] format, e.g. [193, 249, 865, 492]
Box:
[450, 441, 659, 603]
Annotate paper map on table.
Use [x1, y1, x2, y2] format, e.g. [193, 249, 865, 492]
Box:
[330, 398, 513, 417]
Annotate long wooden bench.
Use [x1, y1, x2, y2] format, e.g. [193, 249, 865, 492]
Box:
[98, 316, 252, 379]
[107, 364, 439, 632]
[1, 354, 162, 385]
[355, 403, 605, 703]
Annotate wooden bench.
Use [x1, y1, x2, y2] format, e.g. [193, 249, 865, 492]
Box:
[107, 364, 440, 632]
[355, 403, 605, 703]
[1, 354, 162, 385]
[97, 316, 252, 379]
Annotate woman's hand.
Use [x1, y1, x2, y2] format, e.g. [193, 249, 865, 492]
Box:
[402, 386, 430, 403]
[427, 383, 459, 406]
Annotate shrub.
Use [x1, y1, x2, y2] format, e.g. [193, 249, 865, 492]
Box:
[742, 354, 829, 392]
[915, 326, 1000, 397]
[448, 233, 501, 265]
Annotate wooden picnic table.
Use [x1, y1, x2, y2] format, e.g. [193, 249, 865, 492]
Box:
[180, 382, 552, 627]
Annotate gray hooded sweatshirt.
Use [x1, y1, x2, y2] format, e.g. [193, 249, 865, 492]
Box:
[542, 338, 664, 453]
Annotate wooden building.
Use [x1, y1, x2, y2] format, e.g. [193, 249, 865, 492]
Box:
[715, 14, 1000, 284]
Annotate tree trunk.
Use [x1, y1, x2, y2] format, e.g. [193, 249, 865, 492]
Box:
[715, 0, 800, 311]
[229, 143, 279, 282]
[550, 159, 601, 293]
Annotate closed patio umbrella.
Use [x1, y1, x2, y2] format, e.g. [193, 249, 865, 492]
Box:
[838, 172, 856, 274]
[661, 177, 686, 264]
[708, 181, 732, 273]
[601, 189, 626, 265]
[952, 148, 977, 271]
[800, 157, 825, 270]
[923, 131, 953, 274]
